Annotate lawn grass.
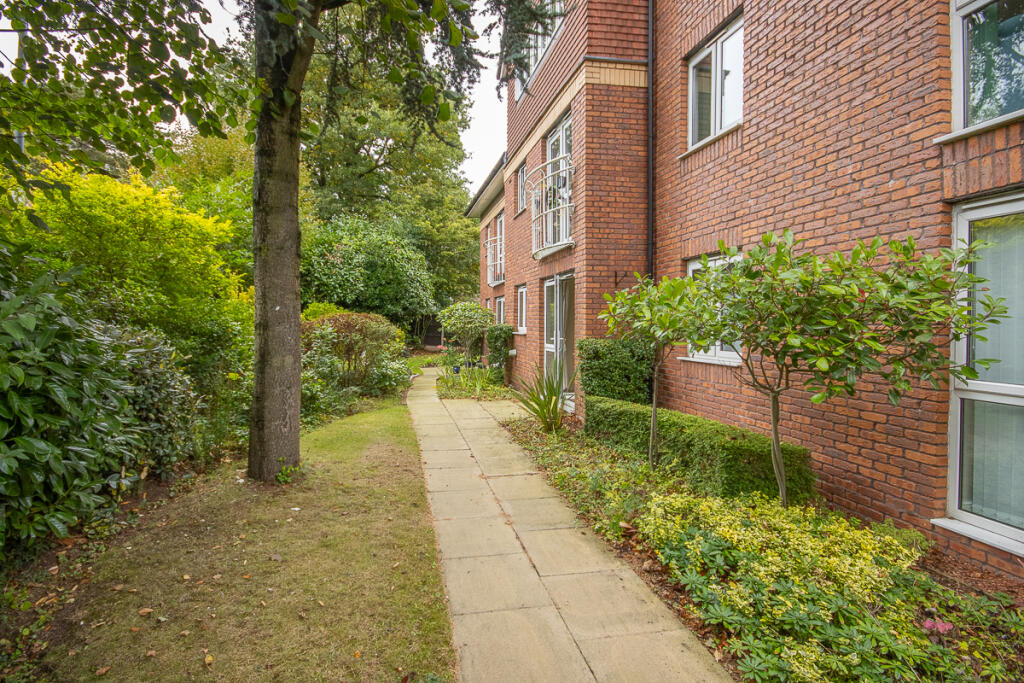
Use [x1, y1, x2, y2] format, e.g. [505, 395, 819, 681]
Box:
[28, 400, 455, 682]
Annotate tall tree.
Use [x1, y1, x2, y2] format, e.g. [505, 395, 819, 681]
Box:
[247, 0, 558, 481]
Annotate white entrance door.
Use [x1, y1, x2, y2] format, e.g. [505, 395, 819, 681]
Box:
[543, 273, 576, 410]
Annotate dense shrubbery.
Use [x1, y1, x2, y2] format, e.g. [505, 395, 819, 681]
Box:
[639, 494, 1024, 682]
[585, 396, 815, 503]
[577, 337, 653, 404]
[437, 301, 491, 363]
[506, 421, 1024, 683]
[301, 217, 436, 330]
[436, 366, 513, 400]
[1, 245, 141, 557]
[485, 324, 514, 371]
[301, 301, 346, 321]
[299, 312, 411, 423]
[120, 330, 201, 478]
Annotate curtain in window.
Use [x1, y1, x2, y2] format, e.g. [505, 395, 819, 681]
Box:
[960, 399, 1024, 529]
[970, 210, 1024, 384]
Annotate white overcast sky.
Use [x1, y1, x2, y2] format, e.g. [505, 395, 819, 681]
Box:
[1, 2, 503, 191]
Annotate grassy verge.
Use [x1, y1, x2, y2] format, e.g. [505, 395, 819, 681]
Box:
[3, 400, 455, 682]
[505, 418, 1024, 683]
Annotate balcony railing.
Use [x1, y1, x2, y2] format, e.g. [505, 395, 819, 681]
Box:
[528, 154, 574, 259]
[486, 235, 505, 285]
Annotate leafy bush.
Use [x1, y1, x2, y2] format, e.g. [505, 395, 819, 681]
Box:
[486, 324, 514, 372]
[301, 312, 404, 392]
[301, 301, 346, 321]
[437, 301, 492, 362]
[513, 363, 574, 432]
[301, 217, 436, 329]
[120, 329, 201, 478]
[300, 324, 360, 426]
[584, 396, 815, 503]
[506, 420, 1024, 683]
[0, 243, 142, 558]
[637, 493, 1024, 682]
[436, 366, 513, 400]
[577, 337, 653, 404]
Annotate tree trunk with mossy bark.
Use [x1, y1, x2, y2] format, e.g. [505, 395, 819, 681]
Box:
[249, 0, 320, 482]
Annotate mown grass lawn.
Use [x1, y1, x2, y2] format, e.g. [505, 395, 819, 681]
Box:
[29, 400, 455, 682]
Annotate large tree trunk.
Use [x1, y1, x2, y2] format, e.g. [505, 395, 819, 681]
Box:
[249, 2, 314, 481]
[769, 391, 788, 506]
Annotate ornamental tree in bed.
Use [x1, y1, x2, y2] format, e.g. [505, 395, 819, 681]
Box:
[688, 230, 1007, 506]
[600, 275, 714, 470]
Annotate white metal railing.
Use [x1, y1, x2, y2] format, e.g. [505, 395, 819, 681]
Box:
[486, 235, 505, 285]
[529, 154, 574, 258]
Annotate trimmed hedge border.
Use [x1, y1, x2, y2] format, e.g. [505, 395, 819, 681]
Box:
[584, 396, 816, 503]
[576, 337, 653, 405]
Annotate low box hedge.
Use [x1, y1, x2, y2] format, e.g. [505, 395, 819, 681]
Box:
[576, 337, 653, 405]
[583, 395, 816, 503]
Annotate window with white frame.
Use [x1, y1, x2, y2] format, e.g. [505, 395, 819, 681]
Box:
[688, 17, 744, 148]
[514, 0, 565, 97]
[530, 115, 574, 257]
[495, 296, 505, 324]
[684, 255, 742, 365]
[952, 0, 1024, 131]
[516, 285, 527, 332]
[486, 212, 505, 285]
[947, 193, 1024, 544]
[517, 164, 527, 213]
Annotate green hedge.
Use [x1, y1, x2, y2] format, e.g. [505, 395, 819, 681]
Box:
[486, 324, 514, 370]
[584, 396, 816, 503]
[576, 337, 653, 404]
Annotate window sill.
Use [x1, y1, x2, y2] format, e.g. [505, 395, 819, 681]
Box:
[677, 121, 742, 160]
[514, 207, 527, 218]
[933, 109, 1024, 145]
[930, 517, 1024, 558]
[487, 279, 505, 288]
[677, 354, 742, 368]
[513, 330, 528, 336]
[533, 240, 574, 260]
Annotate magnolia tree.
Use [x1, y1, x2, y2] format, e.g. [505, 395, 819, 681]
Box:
[437, 301, 492, 364]
[687, 230, 1007, 506]
[600, 276, 713, 469]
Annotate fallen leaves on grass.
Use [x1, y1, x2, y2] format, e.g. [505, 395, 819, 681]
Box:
[137, 608, 153, 617]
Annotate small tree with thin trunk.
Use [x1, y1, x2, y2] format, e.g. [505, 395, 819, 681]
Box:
[688, 230, 1007, 506]
[600, 275, 711, 469]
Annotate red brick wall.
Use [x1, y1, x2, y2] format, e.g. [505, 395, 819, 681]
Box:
[479, 0, 1024, 578]
[653, 0, 1024, 578]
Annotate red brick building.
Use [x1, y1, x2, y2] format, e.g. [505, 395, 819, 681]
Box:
[467, 0, 1024, 578]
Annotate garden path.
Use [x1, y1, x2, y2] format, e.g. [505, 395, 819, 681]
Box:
[407, 368, 730, 682]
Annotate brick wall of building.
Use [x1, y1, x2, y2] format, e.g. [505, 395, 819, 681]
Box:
[652, 0, 1024, 578]
[475, 0, 1024, 578]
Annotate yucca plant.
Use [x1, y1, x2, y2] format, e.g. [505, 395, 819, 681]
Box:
[513, 361, 576, 432]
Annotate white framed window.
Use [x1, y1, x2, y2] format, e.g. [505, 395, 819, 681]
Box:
[514, 0, 565, 98]
[516, 285, 527, 332]
[530, 115, 574, 257]
[486, 298, 491, 311]
[486, 212, 505, 285]
[495, 296, 505, 324]
[950, 0, 1024, 132]
[682, 255, 742, 366]
[517, 164, 527, 213]
[944, 192, 1024, 549]
[688, 17, 744, 149]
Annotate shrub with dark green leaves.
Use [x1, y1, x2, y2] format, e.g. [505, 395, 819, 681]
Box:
[120, 329, 201, 478]
[301, 312, 404, 392]
[577, 337, 654, 404]
[584, 396, 815, 502]
[486, 324, 514, 373]
[0, 243, 142, 558]
[300, 323, 360, 426]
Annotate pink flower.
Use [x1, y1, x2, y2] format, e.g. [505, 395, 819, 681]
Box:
[922, 618, 954, 634]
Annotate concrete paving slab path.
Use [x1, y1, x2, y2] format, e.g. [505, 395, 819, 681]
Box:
[408, 368, 731, 683]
